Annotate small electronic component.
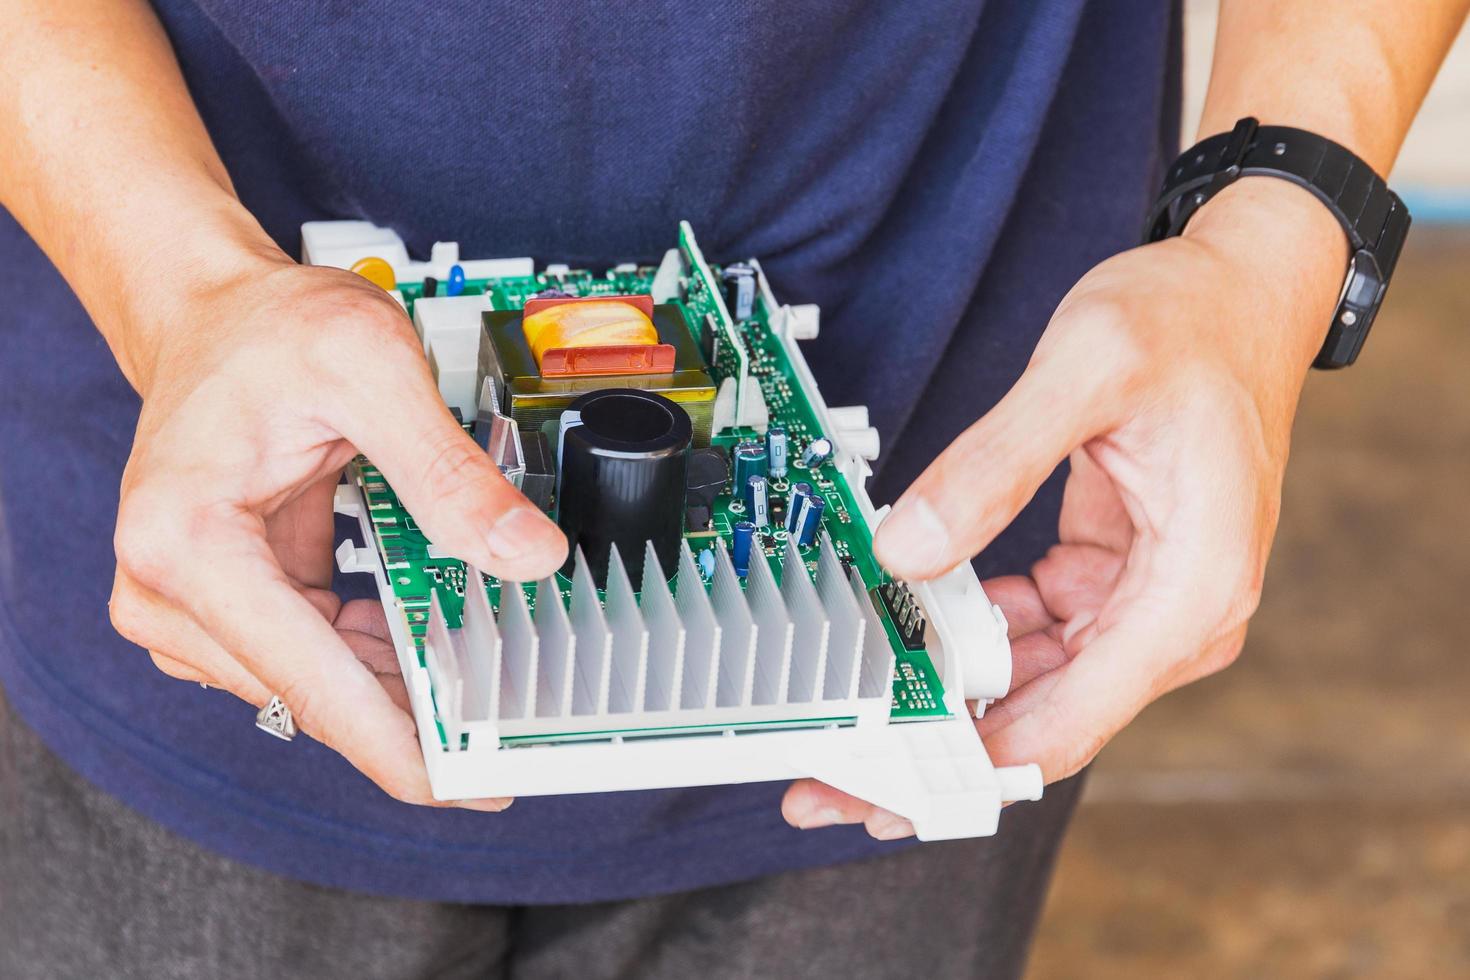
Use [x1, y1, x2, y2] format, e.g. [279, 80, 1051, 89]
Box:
[422, 275, 439, 298]
[446, 263, 466, 296]
[785, 482, 813, 535]
[744, 474, 769, 526]
[732, 442, 767, 489]
[731, 521, 756, 576]
[685, 446, 728, 509]
[554, 388, 692, 587]
[801, 436, 834, 469]
[765, 425, 789, 479]
[350, 255, 396, 290]
[791, 493, 825, 547]
[877, 581, 928, 651]
[721, 262, 756, 321]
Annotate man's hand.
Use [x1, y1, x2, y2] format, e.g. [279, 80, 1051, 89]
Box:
[106, 258, 567, 808]
[783, 178, 1349, 839]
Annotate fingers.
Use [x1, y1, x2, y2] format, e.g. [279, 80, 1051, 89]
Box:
[148, 652, 209, 684]
[1030, 542, 1124, 645]
[118, 566, 515, 810]
[1058, 444, 1134, 553]
[977, 618, 1164, 782]
[334, 597, 393, 642]
[874, 352, 1123, 580]
[781, 780, 915, 840]
[979, 574, 1069, 690]
[193, 539, 438, 803]
[981, 575, 1055, 639]
[115, 489, 438, 803]
[1008, 629, 1072, 691]
[982, 532, 1250, 782]
[111, 572, 275, 705]
[266, 473, 341, 590]
[334, 356, 566, 582]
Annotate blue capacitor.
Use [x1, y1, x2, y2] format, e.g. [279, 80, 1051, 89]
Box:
[785, 482, 813, 535]
[732, 442, 768, 490]
[745, 475, 769, 526]
[765, 426, 789, 479]
[697, 547, 716, 581]
[446, 263, 467, 296]
[801, 436, 834, 469]
[731, 522, 756, 576]
[794, 495, 826, 548]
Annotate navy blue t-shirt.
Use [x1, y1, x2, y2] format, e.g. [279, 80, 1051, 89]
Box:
[0, 1, 1178, 902]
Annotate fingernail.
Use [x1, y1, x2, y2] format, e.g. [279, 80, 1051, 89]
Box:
[869, 812, 916, 840]
[798, 806, 847, 830]
[460, 797, 514, 813]
[485, 507, 560, 561]
[876, 495, 950, 575]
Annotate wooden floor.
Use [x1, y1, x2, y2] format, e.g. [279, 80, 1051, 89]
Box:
[1026, 227, 1470, 979]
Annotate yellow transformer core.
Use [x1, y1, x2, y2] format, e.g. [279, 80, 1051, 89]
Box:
[480, 304, 718, 447]
[522, 299, 659, 366]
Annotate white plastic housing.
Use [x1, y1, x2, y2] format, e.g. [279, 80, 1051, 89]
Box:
[320, 221, 1041, 840]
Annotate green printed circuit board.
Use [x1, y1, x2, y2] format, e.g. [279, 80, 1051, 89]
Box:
[353, 226, 948, 746]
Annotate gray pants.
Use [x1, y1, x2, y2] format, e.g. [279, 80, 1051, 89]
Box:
[0, 692, 1081, 980]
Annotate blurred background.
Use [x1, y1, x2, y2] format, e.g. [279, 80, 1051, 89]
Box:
[1028, 5, 1470, 978]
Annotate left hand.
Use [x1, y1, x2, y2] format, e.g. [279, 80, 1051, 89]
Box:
[783, 179, 1348, 839]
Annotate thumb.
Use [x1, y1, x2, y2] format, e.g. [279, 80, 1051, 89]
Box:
[874, 353, 1121, 580]
[338, 373, 567, 581]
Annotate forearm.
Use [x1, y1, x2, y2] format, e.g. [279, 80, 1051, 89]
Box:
[0, 0, 285, 390]
[1182, 1, 1468, 367]
[1201, 1, 1469, 173]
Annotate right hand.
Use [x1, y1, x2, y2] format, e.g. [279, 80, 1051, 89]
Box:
[106, 257, 568, 808]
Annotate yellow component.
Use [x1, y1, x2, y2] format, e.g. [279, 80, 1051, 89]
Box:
[349, 256, 397, 291]
[522, 300, 658, 366]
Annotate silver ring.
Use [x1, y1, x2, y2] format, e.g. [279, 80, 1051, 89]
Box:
[255, 695, 298, 741]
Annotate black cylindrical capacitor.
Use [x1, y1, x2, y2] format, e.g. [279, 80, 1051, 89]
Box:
[556, 389, 692, 588]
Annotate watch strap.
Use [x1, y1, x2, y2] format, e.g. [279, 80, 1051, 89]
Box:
[1144, 118, 1412, 369]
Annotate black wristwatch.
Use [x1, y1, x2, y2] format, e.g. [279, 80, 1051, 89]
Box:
[1143, 117, 1411, 369]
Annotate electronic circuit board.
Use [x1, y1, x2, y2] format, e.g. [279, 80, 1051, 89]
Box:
[313, 220, 1039, 839]
[370, 244, 946, 745]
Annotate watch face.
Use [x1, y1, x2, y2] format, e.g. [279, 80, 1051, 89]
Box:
[1319, 250, 1385, 369]
[1343, 254, 1384, 309]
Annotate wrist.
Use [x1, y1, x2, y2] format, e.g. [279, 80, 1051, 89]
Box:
[1181, 177, 1350, 370]
[107, 196, 293, 395]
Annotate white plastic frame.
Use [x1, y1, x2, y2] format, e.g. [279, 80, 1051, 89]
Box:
[318, 221, 1042, 840]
